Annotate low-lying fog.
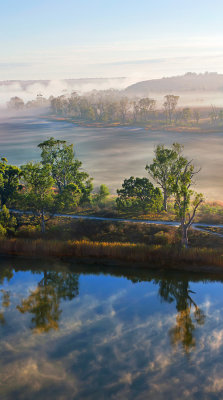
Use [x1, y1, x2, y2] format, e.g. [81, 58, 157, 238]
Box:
[0, 115, 222, 201]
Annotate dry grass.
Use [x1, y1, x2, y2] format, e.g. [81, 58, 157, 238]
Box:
[1, 238, 223, 271]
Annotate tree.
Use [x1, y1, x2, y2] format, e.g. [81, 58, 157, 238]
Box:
[171, 161, 203, 247]
[163, 95, 179, 124]
[146, 143, 186, 211]
[38, 137, 93, 203]
[210, 105, 218, 125]
[193, 110, 200, 125]
[7, 97, 24, 110]
[21, 162, 55, 233]
[138, 98, 156, 121]
[0, 158, 21, 206]
[95, 184, 110, 204]
[182, 107, 191, 124]
[119, 97, 129, 122]
[56, 183, 81, 212]
[116, 176, 162, 213]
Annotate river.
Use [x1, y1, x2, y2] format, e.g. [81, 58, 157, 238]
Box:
[0, 115, 223, 199]
[0, 257, 223, 399]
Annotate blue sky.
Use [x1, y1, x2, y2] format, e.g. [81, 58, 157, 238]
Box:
[1, 0, 223, 80]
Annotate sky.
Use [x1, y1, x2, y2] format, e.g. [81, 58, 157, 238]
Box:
[1, 0, 223, 81]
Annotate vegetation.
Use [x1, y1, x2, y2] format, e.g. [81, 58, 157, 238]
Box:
[0, 137, 220, 267]
[116, 177, 162, 213]
[7, 89, 223, 130]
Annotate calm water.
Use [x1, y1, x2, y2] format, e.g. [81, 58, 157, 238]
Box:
[0, 257, 223, 399]
[0, 115, 223, 199]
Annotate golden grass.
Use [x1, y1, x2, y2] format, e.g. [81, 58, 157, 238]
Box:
[1, 238, 223, 271]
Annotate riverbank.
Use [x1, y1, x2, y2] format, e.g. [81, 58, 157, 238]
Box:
[44, 114, 223, 134]
[1, 238, 223, 273]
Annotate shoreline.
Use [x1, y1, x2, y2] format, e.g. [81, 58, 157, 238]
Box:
[43, 114, 223, 134]
[1, 238, 223, 274]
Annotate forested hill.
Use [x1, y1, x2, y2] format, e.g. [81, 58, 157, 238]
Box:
[125, 73, 223, 95]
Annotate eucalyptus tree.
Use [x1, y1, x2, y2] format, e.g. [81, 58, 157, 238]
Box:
[170, 161, 203, 247]
[146, 143, 185, 211]
[21, 162, 55, 233]
[38, 137, 93, 203]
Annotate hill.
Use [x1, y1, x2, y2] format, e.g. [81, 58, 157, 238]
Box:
[125, 72, 223, 96]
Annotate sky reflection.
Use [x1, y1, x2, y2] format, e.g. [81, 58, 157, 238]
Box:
[0, 260, 223, 399]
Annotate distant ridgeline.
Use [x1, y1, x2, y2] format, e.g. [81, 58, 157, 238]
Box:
[125, 72, 223, 95]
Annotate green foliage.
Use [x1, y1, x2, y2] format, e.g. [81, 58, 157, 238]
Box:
[56, 183, 81, 212]
[94, 184, 110, 204]
[38, 137, 93, 203]
[146, 143, 187, 211]
[116, 176, 163, 212]
[0, 224, 6, 237]
[0, 158, 21, 206]
[20, 162, 55, 233]
[0, 205, 17, 229]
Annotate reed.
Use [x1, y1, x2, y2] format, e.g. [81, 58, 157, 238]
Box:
[0, 238, 223, 271]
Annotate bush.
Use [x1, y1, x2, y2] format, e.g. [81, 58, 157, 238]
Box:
[16, 224, 40, 238]
[0, 224, 6, 237]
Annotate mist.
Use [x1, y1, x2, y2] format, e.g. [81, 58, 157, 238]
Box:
[0, 115, 222, 201]
[0, 78, 139, 107]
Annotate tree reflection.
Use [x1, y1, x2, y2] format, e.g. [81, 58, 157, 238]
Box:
[156, 277, 205, 354]
[0, 267, 13, 325]
[17, 271, 79, 333]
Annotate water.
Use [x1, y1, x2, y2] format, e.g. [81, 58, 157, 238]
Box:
[0, 115, 223, 199]
[0, 257, 223, 399]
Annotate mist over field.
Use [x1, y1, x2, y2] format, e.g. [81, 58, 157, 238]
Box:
[2, 73, 223, 109]
[0, 114, 222, 200]
[1, 72, 223, 200]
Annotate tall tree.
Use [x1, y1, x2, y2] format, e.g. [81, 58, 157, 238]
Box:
[21, 162, 55, 233]
[146, 143, 186, 211]
[171, 161, 203, 247]
[38, 137, 93, 203]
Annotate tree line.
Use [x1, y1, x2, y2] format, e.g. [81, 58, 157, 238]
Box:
[7, 92, 223, 126]
[0, 138, 203, 247]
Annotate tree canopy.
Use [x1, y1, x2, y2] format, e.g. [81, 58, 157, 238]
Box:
[117, 176, 162, 212]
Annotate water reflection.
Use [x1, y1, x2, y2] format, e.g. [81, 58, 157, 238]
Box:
[0, 266, 13, 325]
[156, 277, 205, 353]
[17, 271, 79, 333]
[0, 260, 223, 399]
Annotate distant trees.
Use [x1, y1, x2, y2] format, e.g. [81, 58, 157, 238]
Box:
[163, 95, 179, 124]
[7, 97, 24, 110]
[94, 184, 110, 204]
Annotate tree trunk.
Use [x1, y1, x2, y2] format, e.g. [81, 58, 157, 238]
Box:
[163, 192, 168, 212]
[181, 223, 188, 248]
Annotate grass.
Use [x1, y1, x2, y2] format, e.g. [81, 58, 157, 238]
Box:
[1, 238, 223, 272]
